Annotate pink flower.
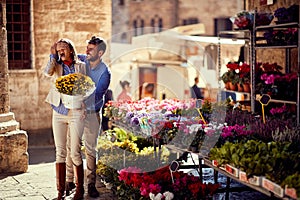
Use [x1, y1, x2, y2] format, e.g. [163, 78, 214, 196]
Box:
[270, 105, 286, 115]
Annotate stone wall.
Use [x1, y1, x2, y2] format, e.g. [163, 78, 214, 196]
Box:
[1, 1, 28, 173]
[8, 0, 112, 134]
[177, 0, 244, 35]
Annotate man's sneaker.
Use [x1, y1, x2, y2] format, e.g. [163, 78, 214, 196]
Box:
[88, 183, 99, 198]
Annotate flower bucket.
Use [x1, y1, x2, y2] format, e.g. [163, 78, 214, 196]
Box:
[61, 93, 84, 109]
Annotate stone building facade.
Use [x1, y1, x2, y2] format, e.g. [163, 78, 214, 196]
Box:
[112, 0, 245, 43]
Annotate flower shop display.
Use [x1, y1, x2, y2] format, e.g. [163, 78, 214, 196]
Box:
[102, 78, 300, 198]
[96, 126, 220, 200]
[55, 73, 95, 109]
[214, 5, 300, 198]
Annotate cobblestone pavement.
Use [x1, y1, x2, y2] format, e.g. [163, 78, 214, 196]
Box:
[0, 146, 117, 200]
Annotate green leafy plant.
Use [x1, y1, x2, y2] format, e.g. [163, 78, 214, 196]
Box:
[209, 140, 299, 180]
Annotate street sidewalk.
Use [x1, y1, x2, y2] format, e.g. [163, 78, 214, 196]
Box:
[0, 145, 117, 200]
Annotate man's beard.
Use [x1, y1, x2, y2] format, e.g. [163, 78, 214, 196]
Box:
[87, 54, 99, 62]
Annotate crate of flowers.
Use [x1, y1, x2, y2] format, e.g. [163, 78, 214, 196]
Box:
[55, 73, 95, 109]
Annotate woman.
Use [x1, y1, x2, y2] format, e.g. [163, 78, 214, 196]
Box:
[44, 38, 86, 200]
[117, 80, 132, 101]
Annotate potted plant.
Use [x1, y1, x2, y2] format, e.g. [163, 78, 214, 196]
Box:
[231, 11, 253, 30]
[228, 70, 240, 91]
[239, 63, 251, 92]
[220, 71, 231, 89]
[221, 70, 239, 91]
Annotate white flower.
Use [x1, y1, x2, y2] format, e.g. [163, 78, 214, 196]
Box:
[149, 193, 155, 200]
[163, 191, 174, 200]
[149, 192, 163, 200]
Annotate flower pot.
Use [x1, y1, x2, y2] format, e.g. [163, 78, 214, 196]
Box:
[229, 82, 237, 91]
[61, 93, 84, 109]
[237, 84, 244, 92]
[243, 83, 251, 93]
[224, 82, 230, 90]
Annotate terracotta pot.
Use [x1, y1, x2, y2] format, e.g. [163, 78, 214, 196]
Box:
[225, 82, 230, 90]
[229, 82, 237, 91]
[237, 84, 244, 92]
[243, 83, 251, 93]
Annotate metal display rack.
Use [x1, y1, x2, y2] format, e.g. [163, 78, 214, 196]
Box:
[251, 13, 300, 125]
[217, 13, 300, 125]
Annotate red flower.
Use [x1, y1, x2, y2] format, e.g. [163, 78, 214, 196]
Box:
[226, 63, 239, 71]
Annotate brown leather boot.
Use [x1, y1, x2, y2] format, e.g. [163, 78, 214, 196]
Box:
[73, 164, 84, 200]
[56, 163, 66, 200]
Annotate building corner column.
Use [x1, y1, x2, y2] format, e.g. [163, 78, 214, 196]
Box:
[0, 0, 28, 173]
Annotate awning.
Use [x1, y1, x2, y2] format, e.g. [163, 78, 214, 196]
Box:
[170, 23, 205, 35]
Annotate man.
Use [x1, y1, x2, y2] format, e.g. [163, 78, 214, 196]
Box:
[65, 36, 111, 198]
[191, 77, 203, 99]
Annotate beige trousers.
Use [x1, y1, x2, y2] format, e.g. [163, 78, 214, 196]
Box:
[52, 109, 85, 166]
[66, 111, 101, 184]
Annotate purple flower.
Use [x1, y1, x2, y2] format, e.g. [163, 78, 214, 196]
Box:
[131, 117, 140, 126]
[274, 7, 288, 19]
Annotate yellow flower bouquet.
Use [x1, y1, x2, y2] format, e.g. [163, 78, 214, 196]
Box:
[55, 73, 95, 109]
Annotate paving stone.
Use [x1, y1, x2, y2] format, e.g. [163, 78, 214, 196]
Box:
[0, 147, 118, 200]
